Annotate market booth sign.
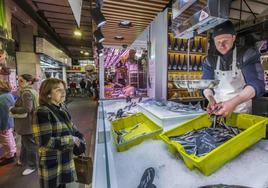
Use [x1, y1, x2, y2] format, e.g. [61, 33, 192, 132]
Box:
[35, 37, 71, 66]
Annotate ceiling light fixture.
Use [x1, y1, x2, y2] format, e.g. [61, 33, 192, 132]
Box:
[119, 20, 132, 28]
[80, 50, 84, 54]
[84, 52, 89, 56]
[74, 28, 82, 37]
[91, 7, 106, 28]
[114, 36, 124, 40]
[94, 28, 105, 43]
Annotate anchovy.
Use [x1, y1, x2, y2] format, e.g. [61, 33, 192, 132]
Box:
[168, 124, 244, 157]
[115, 123, 142, 144]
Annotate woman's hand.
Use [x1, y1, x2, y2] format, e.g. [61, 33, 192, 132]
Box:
[73, 136, 81, 146]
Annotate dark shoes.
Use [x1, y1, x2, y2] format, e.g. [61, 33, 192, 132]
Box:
[0, 157, 15, 166]
[137, 167, 156, 188]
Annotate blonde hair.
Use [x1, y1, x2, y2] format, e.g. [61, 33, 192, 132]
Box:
[0, 79, 12, 92]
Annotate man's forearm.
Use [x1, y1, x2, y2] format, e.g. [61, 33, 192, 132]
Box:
[229, 85, 256, 106]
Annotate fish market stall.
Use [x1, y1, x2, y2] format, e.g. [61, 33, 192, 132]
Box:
[92, 99, 268, 188]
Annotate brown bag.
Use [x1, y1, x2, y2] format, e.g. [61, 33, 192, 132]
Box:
[74, 156, 93, 184]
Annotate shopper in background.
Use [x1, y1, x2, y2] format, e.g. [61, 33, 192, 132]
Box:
[86, 79, 93, 97]
[123, 84, 136, 97]
[202, 20, 265, 117]
[79, 78, 86, 96]
[0, 80, 16, 166]
[69, 80, 77, 97]
[33, 78, 84, 188]
[92, 76, 99, 100]
[10, 74, 39, 175]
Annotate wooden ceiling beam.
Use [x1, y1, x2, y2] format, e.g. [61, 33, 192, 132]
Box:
[102, 4, 159, 14]
[50, 22, 91, 29]
[102, 8, 157, 18]
[102, 28, 144, 32]
[104, 20, 148, 27]
[120, 0, 168, 8]
[103, 34, 140, 37]
[102, 11, 155, 20]
[44, 12, 76, 20]
[103, 0, 166, 11]
[32, 0, 69, 7]
[36, 3, 72, 14]
[47, 18, 91, 25]
[104, 14, 154, 22]
[105, 17, 152, 25]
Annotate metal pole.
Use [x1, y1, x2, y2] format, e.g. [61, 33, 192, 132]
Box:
[187, 39, 190, 75]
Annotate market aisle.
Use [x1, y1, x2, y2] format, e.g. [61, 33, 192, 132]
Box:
[0, 97, 98, 188]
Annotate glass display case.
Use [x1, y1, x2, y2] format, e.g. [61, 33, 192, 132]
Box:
[92, 99, 268, 188]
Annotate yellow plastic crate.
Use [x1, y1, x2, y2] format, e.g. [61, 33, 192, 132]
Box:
[160, 113, 268, 176]
[111, 112, 163, 152]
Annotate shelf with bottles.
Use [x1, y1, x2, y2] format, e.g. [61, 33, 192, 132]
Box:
[168, 89, 203, 99]
[167, 53, 205, 72]
[168, 34, 207, 54]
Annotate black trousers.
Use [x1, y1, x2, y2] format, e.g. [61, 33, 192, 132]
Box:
[20, 134, 37, 168]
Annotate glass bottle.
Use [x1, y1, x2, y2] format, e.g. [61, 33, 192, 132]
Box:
[181, 55, 187, 71]
[192, 56, 198, 71]
[168, 14, 172, 31]
[176, 55, 181, 70]
[174, 38, 179, 51]
[191, 39, 196, 52]
[168, 54, 172, 70]
[168, 35, 172, 50]
[172, 54, 177, 70]
[197, 56, 203, 71]
[197, 38, 203, 53]
[179, 39, 185, 51]
[189, 55, 192, 71]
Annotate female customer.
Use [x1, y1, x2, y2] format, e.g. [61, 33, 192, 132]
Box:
[10, 74, 39, 175]
[0, 80, 16, 166]
[33, 78, 84, 188]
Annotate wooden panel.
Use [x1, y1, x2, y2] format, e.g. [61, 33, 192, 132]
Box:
[29, 0, 169, 57]
[44, 12, 76, 20]
[103, 0, 166, 11]
[32, 0, 70, 6]
[36, 3, 72, 14]
[101, 0, 169, 46]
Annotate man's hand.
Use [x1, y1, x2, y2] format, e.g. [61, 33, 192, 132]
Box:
[214, 86, 256, 117]
[214, 100, 237, 117]
[206, 95, 217, 115]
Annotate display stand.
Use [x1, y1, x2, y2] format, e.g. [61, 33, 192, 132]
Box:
[167, 9, 207, 102]
[92, 100, 268, 188]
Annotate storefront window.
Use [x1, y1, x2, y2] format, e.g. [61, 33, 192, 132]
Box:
[104, 48, 148, 99]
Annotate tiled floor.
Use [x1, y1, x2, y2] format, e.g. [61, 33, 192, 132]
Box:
[0, 97, 97, 188]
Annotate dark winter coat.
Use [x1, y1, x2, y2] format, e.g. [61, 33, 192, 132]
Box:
[33, 104, 83, 188]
